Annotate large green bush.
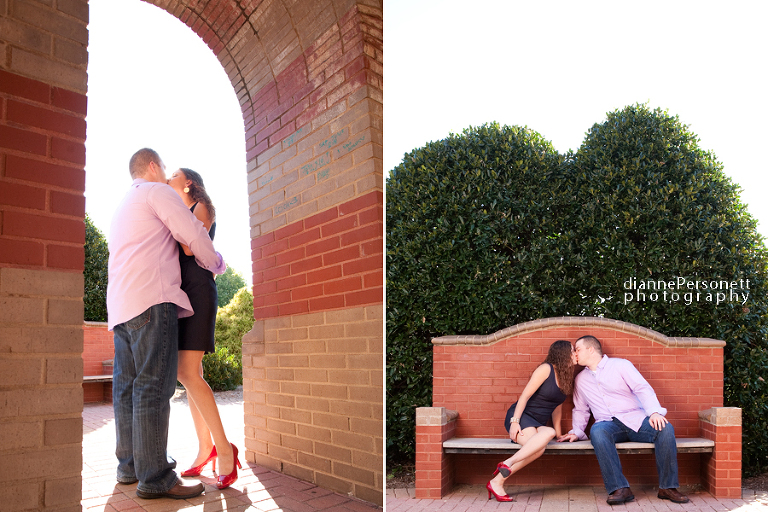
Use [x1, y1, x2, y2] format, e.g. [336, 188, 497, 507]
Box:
[84, 215, 109, 322]
[386, 105, 768, 475]
[202, 286, 253, 390]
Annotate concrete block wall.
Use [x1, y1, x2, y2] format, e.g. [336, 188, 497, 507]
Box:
[423, 317, 730, 494]
[1, 0, 88, 509]
[243, 305, 383, 503]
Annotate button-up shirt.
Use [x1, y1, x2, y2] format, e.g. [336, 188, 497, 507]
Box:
[107, 179, 226, 330]
[570, 355, 666, 440]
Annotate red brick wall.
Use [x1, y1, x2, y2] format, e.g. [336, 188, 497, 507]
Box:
[432, 319, 725, 486]
[0, 69, 86, 270]
[251, 190, 382, 319]
[702, 416, 742, 497]
[82, 322, 113, 404]
[82, 322, 113, 376]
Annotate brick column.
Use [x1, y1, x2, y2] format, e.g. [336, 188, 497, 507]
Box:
[415, 407, 457, 498]
[700, 407, 742, 498]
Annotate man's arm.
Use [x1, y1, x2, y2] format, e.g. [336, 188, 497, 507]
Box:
[620, 359, 666, 418]
[559, 373, 589, 442]
[151, 185, 225, 274]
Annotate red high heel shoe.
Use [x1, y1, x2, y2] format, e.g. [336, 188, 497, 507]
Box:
[216, 443, 242, 490]
[181, 446, 217, 477]
[486, 481, 514, 502]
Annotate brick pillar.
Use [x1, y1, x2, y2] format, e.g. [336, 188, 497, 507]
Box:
[236, 1, 384, 505]
[1, 2, 88, 506]
[700, 407, 742, 498]
[415, 407, 457, 498]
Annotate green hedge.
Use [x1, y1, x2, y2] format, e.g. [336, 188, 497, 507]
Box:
[386, 104, 768, 475]
[84, 215, 109, 322]
[203, 286, 254, 390]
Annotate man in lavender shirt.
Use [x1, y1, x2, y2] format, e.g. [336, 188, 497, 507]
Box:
[107, 148, 226, 500]
[558, 335, 689, 505]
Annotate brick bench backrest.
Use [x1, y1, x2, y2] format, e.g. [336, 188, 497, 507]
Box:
[83, 322, 113, 375]
[432, 317, 725, 439]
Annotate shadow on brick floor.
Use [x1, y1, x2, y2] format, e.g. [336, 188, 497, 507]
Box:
[82, 388, 382, 511]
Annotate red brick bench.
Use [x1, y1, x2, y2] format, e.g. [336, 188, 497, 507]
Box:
[415, 317, 742, 499]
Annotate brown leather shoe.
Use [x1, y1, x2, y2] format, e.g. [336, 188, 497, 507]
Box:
[606, 487, 634, 505]
[136, 481, 204, 500]
[658, 487, 689, 503]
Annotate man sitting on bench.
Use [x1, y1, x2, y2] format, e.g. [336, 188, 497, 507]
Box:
[558, 335, 690, 505]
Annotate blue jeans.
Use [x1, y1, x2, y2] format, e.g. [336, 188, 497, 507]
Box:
[590, 417, 679, 493]
[113, 303, 179, 494]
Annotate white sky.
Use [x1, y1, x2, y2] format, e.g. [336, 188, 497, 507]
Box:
[384, 0, 768, 239]
[86, 0, 768, 282]
[86, 0, 252, 284]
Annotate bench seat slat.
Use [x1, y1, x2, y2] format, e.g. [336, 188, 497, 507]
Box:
[83, 375, 113, 383]
[443, 437, 714, 454]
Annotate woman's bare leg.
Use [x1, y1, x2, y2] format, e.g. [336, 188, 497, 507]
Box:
[177, 350, 235, 474]
[489, 426, 556, 495]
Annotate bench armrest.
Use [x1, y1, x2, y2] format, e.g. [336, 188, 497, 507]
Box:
[699, 407, 741, 427]
[416, 407, 458, 427]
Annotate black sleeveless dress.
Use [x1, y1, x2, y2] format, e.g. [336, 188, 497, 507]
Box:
[504, 363, 567, 432]
[178, 202, 218, 354]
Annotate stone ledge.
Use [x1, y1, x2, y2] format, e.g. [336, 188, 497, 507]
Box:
[416, 407, 458, 426]
[432, 316, 726, 348]
[700, 407, 742, 426]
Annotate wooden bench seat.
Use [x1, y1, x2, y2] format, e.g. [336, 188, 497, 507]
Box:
[443, 437, 715, 455]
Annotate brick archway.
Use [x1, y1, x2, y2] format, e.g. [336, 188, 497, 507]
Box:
[0, 0, 383, 508]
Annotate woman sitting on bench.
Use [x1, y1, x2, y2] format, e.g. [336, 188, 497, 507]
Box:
[486, 340, 576, 502]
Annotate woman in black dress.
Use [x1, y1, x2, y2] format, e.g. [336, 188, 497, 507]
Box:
[486, 340, 576, 502]
[168, 168, 240, 490]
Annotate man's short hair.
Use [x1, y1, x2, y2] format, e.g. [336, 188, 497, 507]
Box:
[578, 335, 603, 356]
[129, 148, 161, 179]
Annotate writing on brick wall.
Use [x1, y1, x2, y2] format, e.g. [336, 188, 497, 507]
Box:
[283, 126, 306, 148]
[301, 152, 331, 177]
[276, 195, 299, 214]
[319, 128, 346, 150]
[337, 134, 366, 157]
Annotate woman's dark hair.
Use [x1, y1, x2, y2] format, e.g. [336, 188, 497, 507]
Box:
[180, 168, 216, 222]
[545, 339, 574, 395]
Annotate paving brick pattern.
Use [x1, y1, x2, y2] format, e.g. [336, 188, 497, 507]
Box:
[386, 485, 768, 511]
[82, 389, 381, 511]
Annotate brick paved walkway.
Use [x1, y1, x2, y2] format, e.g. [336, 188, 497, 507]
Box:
[82, 388, 381, 511]
[386, 485, 768, 511]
